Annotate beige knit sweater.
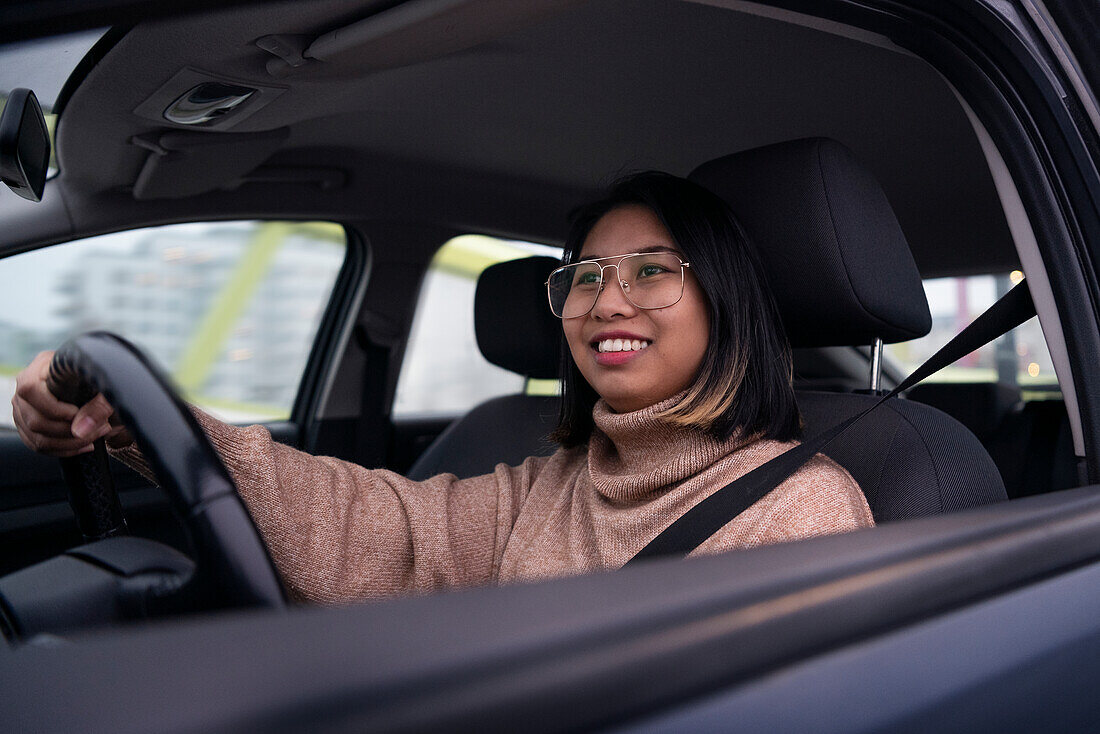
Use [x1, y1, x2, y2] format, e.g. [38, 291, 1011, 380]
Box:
[116, 395, 873, 603]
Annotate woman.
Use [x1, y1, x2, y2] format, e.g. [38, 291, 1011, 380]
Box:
[11, 172, 873, 603]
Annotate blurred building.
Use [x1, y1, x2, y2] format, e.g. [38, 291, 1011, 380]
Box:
[0, 222, 343, 420]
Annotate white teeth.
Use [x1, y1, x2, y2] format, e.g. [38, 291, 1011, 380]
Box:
[597, 339, 650, 353]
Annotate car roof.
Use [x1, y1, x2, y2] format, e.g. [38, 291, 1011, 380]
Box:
[14, 0, 1016, 276]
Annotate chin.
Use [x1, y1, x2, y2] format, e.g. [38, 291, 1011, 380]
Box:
[603, 392, 659, 413]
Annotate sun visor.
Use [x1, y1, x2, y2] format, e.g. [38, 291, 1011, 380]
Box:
[258, 0, 582, 78]
[130, 128, 289, 200]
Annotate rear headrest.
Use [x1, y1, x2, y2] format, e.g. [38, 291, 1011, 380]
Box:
[474, 256, 561, 378]
[690, 137, 931, 347]
[906, 382, 1023, 439]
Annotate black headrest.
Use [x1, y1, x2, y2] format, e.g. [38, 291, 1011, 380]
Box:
[474, 256, 561, 378]
[690, 137, 931, 347]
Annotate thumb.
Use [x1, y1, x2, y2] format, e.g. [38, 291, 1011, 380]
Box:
[71, 393, 115, 440]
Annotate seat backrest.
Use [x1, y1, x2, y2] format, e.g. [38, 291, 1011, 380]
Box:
[799, 392, 1005, 520]
[1006, 399, 1077, 498]
[906, 382, 1023, 444]
[907, 382, 1077, 500]
[407, 394, 559, 480]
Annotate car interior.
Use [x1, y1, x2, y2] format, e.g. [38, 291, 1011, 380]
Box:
[0, 0, 1087, 607]
[0, 0, 1096, 699]
[412, 136, 1012, 524]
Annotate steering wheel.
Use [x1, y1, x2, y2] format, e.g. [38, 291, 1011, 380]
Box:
[48, 332, 286, 609]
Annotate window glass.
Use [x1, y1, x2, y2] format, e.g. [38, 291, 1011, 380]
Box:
[885, 271, 1056, 392]
[394, 235, 561, 418]
[0, 221, 346, 427]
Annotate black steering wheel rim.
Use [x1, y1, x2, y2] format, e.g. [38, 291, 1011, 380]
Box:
[52, 331, 286, 609]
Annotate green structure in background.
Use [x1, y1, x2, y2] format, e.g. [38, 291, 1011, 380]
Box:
[173, 222, 289, 393]
[432, 234, 530, 278]
[172, 220, 345, 415]
[174, 226, 551, 414]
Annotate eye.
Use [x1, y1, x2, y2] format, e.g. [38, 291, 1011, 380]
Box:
[637, 262, 670, 278]
[574, 269, 602, 286]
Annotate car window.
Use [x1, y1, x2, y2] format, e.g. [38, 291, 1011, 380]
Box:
[0, 220, 346, 427]
[393, 234, 560, 419]
[886, 271, 1056, 395]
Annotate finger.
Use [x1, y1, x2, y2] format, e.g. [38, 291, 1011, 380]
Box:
[11, 393, 84, 439]
[72, 394, 116, 440]
[12, 400, 97, 457]
[15, 351, 79, 423]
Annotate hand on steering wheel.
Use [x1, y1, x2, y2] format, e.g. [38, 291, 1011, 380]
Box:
[16, 333, 285, 609]
[12, 350, 130, 457]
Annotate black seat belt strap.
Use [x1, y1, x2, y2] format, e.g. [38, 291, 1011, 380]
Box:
[355, 323, 394, 469]
[626, 281, 1036, 564]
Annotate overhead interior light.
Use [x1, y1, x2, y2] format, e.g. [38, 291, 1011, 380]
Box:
[164, 82, 257, 125]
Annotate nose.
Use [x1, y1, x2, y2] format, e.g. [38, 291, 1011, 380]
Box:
[589, 266, 637, 320]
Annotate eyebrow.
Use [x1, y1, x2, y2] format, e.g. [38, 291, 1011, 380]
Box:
[575, 246, 679, 261]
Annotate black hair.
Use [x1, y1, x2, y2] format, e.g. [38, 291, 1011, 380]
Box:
[552, 171, 801, 446]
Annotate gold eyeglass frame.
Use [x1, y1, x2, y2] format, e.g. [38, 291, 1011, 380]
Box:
[545, 251, 692, 319]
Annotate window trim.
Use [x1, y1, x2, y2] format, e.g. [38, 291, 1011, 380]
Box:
[292, 223, 368, 433]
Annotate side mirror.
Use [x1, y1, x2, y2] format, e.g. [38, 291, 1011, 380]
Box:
[0, 88, 51, 202]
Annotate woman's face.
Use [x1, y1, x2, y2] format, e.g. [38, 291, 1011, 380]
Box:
[562, 204, 711, 413]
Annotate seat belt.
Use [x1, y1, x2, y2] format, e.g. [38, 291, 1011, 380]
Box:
[625, 280, 1037, 565]
[354, 313, 400, 469]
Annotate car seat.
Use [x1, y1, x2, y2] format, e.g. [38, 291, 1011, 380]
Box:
[691, 137, 1006, 518]
[908, 381, 1077, 498]
[407, 256, 561, 480]
[409, 137, 1008, 520]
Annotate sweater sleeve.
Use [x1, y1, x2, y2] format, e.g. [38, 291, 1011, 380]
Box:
[111, 410, 546, 603]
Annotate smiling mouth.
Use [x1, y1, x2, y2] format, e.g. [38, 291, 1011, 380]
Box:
[593, 338, 650, 353]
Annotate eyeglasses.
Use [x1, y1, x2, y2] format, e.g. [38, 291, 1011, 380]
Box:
[546, 251, 691, 319]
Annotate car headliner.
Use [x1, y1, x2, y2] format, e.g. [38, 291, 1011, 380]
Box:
[3, 0, 1015, 278]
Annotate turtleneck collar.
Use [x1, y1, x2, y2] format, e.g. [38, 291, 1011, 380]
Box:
[587, 392, 748, 502]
